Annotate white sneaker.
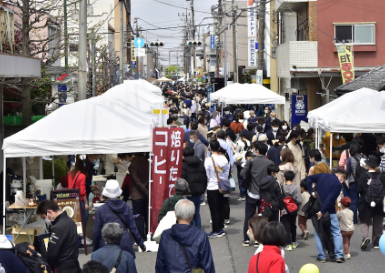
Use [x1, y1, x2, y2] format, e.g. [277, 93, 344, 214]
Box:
[86, 237, 93, 245]
[201, 201, 206, 206]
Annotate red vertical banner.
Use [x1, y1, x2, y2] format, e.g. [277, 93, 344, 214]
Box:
[150, 127, 184, 233]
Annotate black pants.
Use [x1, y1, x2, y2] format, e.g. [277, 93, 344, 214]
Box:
[56, 261, 81, 273]
[243, 195, 261, 241]
[207, 190, 225, 233]
[132, 197, 148, 240]
[269, 210, 280, 222]
[191, 113, 196, 121]
[223, 196, 230, 220]
[281, 213, 297, 245]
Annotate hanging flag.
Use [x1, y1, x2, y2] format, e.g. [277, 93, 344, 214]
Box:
[336, 44, 354, 84]
[150, 127, 184, 233]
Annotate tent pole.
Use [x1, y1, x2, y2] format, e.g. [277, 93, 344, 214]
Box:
[23, 157, 26, 193]
[52, 158, 55, 187]
[147, 126, 154, 241]
[39, 157, 43, 179]
[330, 133, 333, 170]
[2, 155, 6, 234]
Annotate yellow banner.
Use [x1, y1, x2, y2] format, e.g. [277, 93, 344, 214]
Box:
[336, 44, 354, 84]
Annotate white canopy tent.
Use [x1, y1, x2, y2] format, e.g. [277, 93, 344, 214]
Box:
[124, 79, 162, 96]
[307, 87, 385, 168]
[102, 81, 164, 113]
[210, 83, 286, 105]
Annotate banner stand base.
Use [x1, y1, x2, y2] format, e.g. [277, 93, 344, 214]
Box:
[138, 232, 159, 252]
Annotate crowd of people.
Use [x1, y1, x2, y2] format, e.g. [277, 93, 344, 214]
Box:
[1, 82, 385, 273]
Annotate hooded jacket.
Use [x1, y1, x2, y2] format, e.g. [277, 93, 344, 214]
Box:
[204, 154, 230, 191]
[277, 163, 301, 188]
[93, 199, 144, 258]
[155, 224, 215, 273]
[259, 176, 284, 211]
[182, 156, 207, 195]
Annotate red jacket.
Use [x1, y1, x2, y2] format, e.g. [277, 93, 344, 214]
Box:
[248, 246, 285, 273]
[68, 171, 87, 200]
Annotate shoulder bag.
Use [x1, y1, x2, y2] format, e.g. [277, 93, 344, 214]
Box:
[110, 250, 123, 273]
[240, 158, 254, 190]
[211, 157, 231, 194]
[178, 242, 205, 273]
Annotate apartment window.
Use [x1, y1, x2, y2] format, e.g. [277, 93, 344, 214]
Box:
[335, 24, 375, 44]
[48, 25, 59, 58]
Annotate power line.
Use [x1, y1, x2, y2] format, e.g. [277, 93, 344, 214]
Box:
[153, 0, 212, 15]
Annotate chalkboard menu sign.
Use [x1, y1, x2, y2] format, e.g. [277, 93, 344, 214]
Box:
[50, 189, 84, 235]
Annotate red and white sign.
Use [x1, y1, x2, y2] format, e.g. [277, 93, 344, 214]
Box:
[150, 127, 184, 233]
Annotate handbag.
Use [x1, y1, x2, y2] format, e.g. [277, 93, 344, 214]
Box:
[177, 242, 205, 273]
[211, 157, 231, 194]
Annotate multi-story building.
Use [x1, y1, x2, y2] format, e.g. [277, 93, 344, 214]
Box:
[275, 0, 385, 114]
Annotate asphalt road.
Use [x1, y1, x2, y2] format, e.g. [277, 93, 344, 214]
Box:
[79, 188, 385, 273]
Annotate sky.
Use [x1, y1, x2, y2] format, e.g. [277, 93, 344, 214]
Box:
[131, 0, 225, 66]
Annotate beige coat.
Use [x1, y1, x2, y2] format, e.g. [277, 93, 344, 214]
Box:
[198, 124, 208, 140]
[277, 162, 301, 188]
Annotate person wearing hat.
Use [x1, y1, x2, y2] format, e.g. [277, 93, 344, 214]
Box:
[337, 197, 354, 259]
[232, 129, 251, 201]
[158, 178, 191, 222]
[93, 180, 145, 258]
[0, 235, 29, 273]
[357, 155, 385, 250]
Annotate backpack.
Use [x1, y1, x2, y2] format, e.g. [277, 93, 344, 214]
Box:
[352, 156, 366, 183]
[364, 172, 385, 205]
[15, 242, 52, 273]
[282, 186, 298, 214]
[303, 140, 314, 167]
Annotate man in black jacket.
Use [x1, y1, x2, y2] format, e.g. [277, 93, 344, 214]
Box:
[37, 200, 80, 273]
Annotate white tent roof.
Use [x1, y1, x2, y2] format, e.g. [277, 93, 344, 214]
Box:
[102, 81, 164, 113]
[2, 99, 152, 158]
[210, 83, 285, 104]
[307, 88, 385, 133]
[124, 79, 162, 96]
[157, 77, 171, 82]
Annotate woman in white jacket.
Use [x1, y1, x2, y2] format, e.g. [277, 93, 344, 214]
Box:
[204, 140, 230, 238]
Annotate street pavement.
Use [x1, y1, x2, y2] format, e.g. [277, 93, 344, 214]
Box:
[79, 189, 385, 273]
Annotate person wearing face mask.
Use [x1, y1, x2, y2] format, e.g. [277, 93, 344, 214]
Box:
[36, 200, 81, 272]
[279, 121, 290, 140]
[266, 120, 281, 146]
[183, 96, 192, 109]
[265, 111, 280, 133]
[180, 102, 192, 128]
[189, 131, 205, 161]
[264, 106, 271, 119]
[221, 107, 233, 125]
[321, 133, 346, 166]
[117, 153, 135, 201]
[308, 149, 331, 176]
[283, 131, 307, 180]
[68, 155, 89, 247]
[256, 116, 267, 134]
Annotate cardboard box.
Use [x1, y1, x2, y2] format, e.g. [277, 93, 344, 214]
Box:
[12, 226, 37, 244]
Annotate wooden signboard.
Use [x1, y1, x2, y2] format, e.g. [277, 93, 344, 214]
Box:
[51, 189, 87, 254]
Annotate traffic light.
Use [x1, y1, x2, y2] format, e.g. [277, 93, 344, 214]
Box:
[186, 40, 202, 47]
[150, 41, 164, 47]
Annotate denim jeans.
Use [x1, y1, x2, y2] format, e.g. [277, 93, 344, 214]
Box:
[313, 213, 344, 259]
[79, 201, 86, 245]
[342, 183, 359, 224]
[237, 165, 247, 197]
[188, 195, 201, 228]
[132, 198, 148, 240]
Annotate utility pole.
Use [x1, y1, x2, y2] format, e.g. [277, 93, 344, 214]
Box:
[232, 0, 238, 83]
[216, 0, 223, 78]
[223, 0, 227, 86]
[119, 1, 124, 84]
[257, 0, 266, 71]
[135, 18, 139, 79]
[78, 0, 87, 100]
[64, 0, 68, 72]
[190, 0, 196, 80]
[91, 38, 96, 96]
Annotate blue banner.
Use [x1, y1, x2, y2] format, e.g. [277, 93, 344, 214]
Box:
[58, 84, 67, 107]
[291, 95, 307, 129]
[210, 35, 215, 50]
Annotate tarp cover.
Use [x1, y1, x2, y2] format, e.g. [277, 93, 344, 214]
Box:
[210, 83, 285, 104]
[308, 88, 385, 133]
[124, 79, 162, 96]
